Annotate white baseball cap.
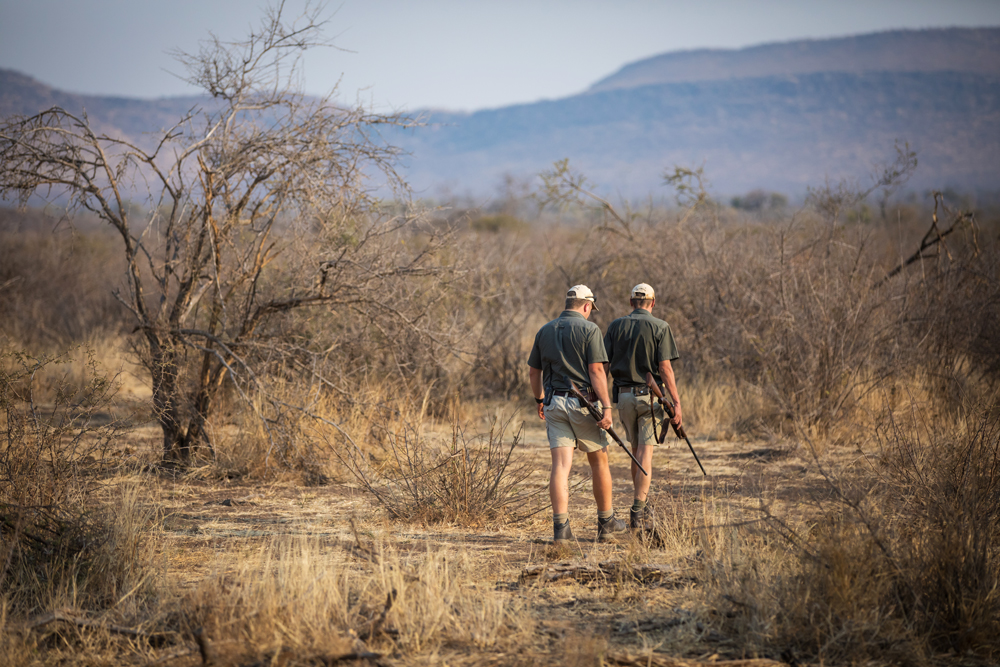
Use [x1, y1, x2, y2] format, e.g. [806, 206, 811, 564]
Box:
[631, 283, 655, 299]
[566, 284, 599, 311]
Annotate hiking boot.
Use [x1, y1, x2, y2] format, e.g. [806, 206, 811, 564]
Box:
[597, 513, 628, 542]
[630, 506, 652, 531]
[553, 519, 574, 544]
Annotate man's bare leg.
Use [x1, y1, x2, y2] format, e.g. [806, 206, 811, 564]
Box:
[630, 444, 654, 502]
[587, 448, 613, 512]
[589, 447, 627, 539]
[550, 446, 575, 515]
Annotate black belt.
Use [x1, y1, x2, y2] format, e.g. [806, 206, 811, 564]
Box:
[553, 389, 597, 401]
[619, 385, 659, 397]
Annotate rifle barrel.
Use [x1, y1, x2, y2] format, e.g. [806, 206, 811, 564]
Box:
[644, 372, 708, 476]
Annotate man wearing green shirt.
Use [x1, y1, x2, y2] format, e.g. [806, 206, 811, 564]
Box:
[528, 285, 628, 543]
[604, 283, 683, 531]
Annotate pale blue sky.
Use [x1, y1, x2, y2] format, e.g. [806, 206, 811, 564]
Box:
[2, 0, 999, 111]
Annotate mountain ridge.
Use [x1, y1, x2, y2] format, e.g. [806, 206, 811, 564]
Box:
[589, 27, 1000, 92]
[401, 69, 1000, 196]
[3, 27, 999, 197]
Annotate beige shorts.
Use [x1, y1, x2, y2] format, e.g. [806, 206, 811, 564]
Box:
[543, 394, 609, 453]
[616, 390, 666, 448]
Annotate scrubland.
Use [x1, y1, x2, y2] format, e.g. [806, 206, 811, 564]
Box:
[1, 189, 999, 667]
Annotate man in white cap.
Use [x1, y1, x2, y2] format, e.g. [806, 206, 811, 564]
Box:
[528, 285, 628, 543]
[603, 283, 682, 531]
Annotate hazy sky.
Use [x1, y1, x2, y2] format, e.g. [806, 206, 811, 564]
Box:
[2, 0, 999, 111]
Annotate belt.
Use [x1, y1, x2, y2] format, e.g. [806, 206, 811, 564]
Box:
[618, 385, 650, 396]
[552, 389, 597, 401]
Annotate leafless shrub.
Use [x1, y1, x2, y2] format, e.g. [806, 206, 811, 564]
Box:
[0, 351, 158, 615]
[706, 393, 1000, 663]
[339, 413, 545, 526]
[867, 394, 1000, 653]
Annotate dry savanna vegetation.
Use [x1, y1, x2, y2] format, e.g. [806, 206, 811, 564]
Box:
[2, 6, 1000, 667]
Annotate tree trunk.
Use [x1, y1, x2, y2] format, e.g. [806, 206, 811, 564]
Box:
[149, 340, 187, 463]
[182, 384, 214, 458]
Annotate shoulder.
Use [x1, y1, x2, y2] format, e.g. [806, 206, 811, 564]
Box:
[532, 319, 556, 341]
[537, 316, 561, 331]
[607, 316, 629, 331]
[649, 314, 671, 331]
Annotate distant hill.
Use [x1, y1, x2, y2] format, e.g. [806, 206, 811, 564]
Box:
[399, 69, 1000, 197]
[0, 69, 205, 150]
[589, 28, 1000, 92]
[3, 27, 1000, 198]
[397, 27, 1000, 197]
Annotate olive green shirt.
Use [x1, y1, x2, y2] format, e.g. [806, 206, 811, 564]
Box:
[604, 309, 679, 386]
[527, 310, 608, 392]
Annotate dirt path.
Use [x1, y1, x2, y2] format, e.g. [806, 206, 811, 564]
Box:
[140, 417, 847, 663]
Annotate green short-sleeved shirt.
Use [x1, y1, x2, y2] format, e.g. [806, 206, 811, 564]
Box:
[604, 308, 679, 386]
[528, 310, 608, 392]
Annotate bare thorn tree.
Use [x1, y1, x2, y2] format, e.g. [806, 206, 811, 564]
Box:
[535, 158, 634, 237]
[0, 3, 456, 466]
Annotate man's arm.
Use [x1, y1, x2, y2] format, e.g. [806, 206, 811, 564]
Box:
[588, 362, 613, 430]
[529, 366, 545, 421]
[658, 359, 682, 427]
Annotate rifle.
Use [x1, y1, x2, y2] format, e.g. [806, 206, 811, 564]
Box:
[565, 377, 648, 477]
[644, 372, 707, 476]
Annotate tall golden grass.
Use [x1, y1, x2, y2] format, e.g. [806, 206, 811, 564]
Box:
[178, 536, 533, 660]
[1, 194, 998, 664]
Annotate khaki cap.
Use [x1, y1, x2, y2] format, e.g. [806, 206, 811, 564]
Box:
[567, 284, 599, 311]
[631, 283, 655, 299]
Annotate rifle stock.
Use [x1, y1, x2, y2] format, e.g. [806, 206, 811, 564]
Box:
[644, 372, 707, 476]
[565, 378, 648, 477]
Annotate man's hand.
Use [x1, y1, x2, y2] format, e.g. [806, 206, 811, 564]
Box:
[529, 367, 546, 421]
[658, 359, 683, 429]
[597, 406, 613, 430]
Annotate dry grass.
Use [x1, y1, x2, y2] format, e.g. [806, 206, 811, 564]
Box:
[3, 403, 998, 665]
[0, 192, 998, 665]
[153, 530, 537, 663]
[702, 395, 1000, 664]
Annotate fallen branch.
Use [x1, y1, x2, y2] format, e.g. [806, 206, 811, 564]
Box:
[519, 561, 692, 586]
[23, 609, 172, 647]
[237, 650, 387, 667]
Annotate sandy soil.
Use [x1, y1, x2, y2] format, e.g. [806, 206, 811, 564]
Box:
[132, 415, 852, 665]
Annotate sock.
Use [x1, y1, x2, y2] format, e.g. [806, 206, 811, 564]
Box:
[631, 499, 647, 512]
[597, 509, 614, 521]
[553, 513, 569, 525]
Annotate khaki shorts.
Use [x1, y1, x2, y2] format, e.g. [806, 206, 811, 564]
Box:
[543, 394, 609, 453]
[616, 390, 666, 448]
